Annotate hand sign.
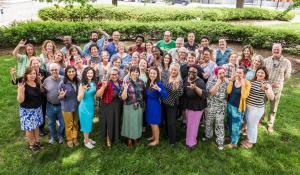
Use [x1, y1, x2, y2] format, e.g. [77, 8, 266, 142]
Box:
[80, 84, 88, 91]
[261, 83, 269, 91]
[151, 82, 160, 91]
[187, 83, 196, 90]
[59, 88, 67, 98]
[18, 39, 27, 47]
[10, 67, 16, 75]
[123, 82, 129, 90]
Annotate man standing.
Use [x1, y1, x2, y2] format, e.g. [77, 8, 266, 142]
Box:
[168, 37, 184, 62]
[156, 31, 176, 53]
[83, 29, 109, 57]
[105, 31, 121, 58]
[128, 35, 145, 55]
[264, 43, 292, 133]
[60, 36, 83, 57]
[184, 32, 198, 52]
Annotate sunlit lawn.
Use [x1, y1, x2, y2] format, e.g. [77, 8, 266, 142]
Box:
[0, 55, 299, 175]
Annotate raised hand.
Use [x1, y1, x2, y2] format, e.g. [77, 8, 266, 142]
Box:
[151, 82, 161, 91]
[187, 82, 196, 90]
[216, 78, 222, 86]
[38, 73, 44, 81]
[80, 84, 88, 91]
[17, 82, 25, 91]
[10, 67, 16, 76]
[261, 82, 269, 91]
[203, 72, 209, 79]
[59, 88, 67, 98]
[18, 39, 27, 47]
[123, 82, 129, 90]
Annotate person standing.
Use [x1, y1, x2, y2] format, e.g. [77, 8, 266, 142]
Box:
[156, 31, 176, 53]
[83, 29, 109, 57]
[17, 67, 44, 152]
[215, 37, 232, 66]
[43, 63, 65, 144]
[183, 65, 207, 150]
[205, 66, 228, 150]
[226, 66, 251, 148]
[145, 67, 168, 146]
[184, 32, 198, 52]
[58, 66, 80, 148]
[264, 43, 292, 133]
[78, 67, 97, 149]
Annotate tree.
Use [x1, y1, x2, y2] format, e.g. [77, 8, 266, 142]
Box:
[236, 0, 245, 8]
[112, 0, 117, 6]
[278, 0, 300, 19]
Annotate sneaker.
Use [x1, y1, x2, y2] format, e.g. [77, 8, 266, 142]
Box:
[58, 137, 64, 144]
[29, 145, 40, 152]
[202, 137, 208, 141]
[48, 137, 55, 144]
[89, 139, 96, 145]
[84, 141, 95, 149]
[218, 146, 224, 150]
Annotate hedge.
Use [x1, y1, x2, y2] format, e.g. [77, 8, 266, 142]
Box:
[38, 5, 294, 22]
[0, 20, 299, 54]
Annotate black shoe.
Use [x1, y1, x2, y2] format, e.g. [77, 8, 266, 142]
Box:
[35, 142, 44, 149]
[39, 129, 48, 137]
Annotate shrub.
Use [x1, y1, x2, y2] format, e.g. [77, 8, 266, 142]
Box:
[0, 20, 299, 54]
[38, 5, 294, 22]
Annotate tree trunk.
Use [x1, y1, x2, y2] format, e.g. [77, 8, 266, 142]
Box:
[112, 0, 118, 6]
[236, 0, 245, 8]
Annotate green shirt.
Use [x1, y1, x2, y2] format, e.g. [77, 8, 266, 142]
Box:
[156, 40, 176, 52]
[17, 54, 29, 78]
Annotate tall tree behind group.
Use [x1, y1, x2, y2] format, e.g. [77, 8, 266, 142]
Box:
[236, 0, 245, 8]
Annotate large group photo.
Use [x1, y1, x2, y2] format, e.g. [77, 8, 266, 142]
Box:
[0, 0, 300, 174]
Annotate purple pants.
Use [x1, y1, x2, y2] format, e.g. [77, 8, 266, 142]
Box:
[186, 109, 204, 147]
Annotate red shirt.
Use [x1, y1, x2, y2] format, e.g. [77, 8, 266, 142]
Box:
[97, 80, 122, 104]
[240, 58, 251, 68]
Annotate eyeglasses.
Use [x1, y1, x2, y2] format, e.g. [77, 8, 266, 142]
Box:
[111, 73, 118, 76]
[50, 69, 58, 71]
[188, 71, 197, 74]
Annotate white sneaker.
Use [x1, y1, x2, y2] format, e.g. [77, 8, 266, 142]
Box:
[89, 139, 96, 145]
[218, 146, 224, 150]
[48, 137, 55, 144]
[84, 141, 95, 149]
[58, 137, 64, 144]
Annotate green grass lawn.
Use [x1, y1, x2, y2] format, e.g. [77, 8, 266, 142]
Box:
[0, 55, 299, 175]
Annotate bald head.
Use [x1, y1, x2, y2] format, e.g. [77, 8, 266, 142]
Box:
[49, 63, 61, 78]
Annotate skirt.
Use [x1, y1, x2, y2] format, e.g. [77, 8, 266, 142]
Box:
[19, 106, 43, 131]
[121, 104, 143, 140]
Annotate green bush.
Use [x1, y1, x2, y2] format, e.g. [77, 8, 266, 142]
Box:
[38, 5, 294, 22]
[0, 20, 299, 54]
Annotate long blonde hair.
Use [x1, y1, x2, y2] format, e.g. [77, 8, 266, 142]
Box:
[168, 62, 182, 83]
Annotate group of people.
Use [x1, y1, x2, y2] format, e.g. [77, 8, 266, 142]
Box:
[11, 29, 292, 152]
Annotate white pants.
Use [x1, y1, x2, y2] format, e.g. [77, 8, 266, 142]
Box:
[245, 104, 265, 144]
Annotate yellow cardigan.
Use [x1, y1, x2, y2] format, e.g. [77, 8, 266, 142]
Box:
[227, 80, 251, 112]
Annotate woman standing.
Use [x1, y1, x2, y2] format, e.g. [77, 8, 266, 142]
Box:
[39, 40, 57, 69]
[183, 65, 207, 150]
[242, 67, 274, 149]
[246, 55, 264, 81]
[52, 51, 66, 76]
[111, 42, 132, 69]
[97, 68, 122, 148]
[200, 48, 217, 82]
[98, 51, 111, 82]
[139, 58, 148, 85]
[205, 66, 228, 150]
[162, 63, 183, 146]
[239, 45, 254, 69]
[58, 66, 80, 148]
[17, 67, 43, 152]
[151, 46, 163, 68]
[120, 66, 145, 148]
[78, 67, 97, 149]
[144, 41, 154, 65]
[161, 53, 172, 85]
[146, 67, 167, 146]
[226, 66, 251, 148]
[12, 40, 36, 79]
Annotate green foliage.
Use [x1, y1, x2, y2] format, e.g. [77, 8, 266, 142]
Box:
[38, 5, 294, 22]
[0, 20, 299, 54]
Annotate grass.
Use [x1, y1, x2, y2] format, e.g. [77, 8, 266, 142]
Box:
[0, 55, 300, 175]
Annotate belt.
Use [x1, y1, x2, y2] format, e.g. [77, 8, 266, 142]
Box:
[47, 101, 61, 106]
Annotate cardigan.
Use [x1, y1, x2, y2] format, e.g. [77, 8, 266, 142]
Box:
[227, 80, 251, 112]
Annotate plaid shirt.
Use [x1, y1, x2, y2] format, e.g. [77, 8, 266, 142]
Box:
[120, 78, 145, 107]
[264, 56, 292, 93]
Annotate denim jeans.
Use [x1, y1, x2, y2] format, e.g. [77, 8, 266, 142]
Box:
[47, 102, 65, 139]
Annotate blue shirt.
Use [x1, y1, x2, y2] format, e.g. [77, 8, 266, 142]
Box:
[246, 69, 255, 81]
[215, 48, 232, 66]
[60, 45, 83, 57]
[58, 80, 79, 112]
[83, 36, 106, 57]
[106, 42, 117, 59]
[229, 84, 241, 108]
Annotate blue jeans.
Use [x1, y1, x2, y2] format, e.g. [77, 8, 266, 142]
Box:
[47, 102, 65, 139]
[227, 103, 244, 144]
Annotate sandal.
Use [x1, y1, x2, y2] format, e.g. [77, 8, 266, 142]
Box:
[225, 144, 237, 149]
[241, 141, 253, 149]
[267, 126, 274, 133]
[29, 145, 39, 152]
[35, 142, 44, 149]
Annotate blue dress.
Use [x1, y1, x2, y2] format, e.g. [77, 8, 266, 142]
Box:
[146, 81, 168, 125]
[78, 82, 96, 133]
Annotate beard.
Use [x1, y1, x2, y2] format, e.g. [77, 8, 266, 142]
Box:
[92, 38, 98, 42]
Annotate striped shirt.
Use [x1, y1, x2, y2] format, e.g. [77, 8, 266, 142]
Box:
[247, 80, 267, 108]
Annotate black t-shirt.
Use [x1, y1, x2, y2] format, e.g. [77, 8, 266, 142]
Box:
[184, 42, 198, 52]
[182, 77, 207, 111]
[20, 83, 42, 108]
